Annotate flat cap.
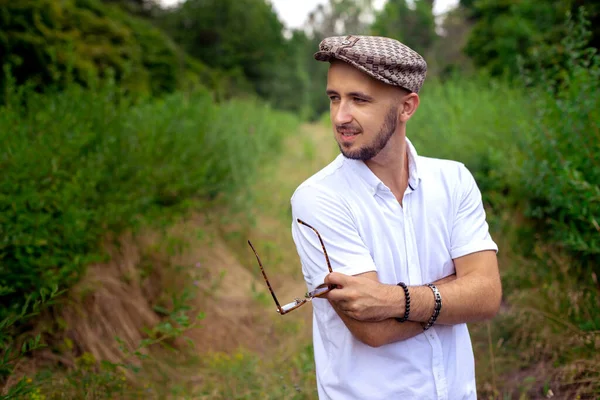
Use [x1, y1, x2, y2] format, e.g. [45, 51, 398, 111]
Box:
[314, 35, 427, 93]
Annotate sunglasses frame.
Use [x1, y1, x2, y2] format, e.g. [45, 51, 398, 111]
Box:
[247, 218, 333, 315]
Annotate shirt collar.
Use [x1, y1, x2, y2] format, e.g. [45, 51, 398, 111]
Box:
[345, 136, 421, 194]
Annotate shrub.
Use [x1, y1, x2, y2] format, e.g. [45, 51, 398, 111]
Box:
[0, 77, 298, 320]
[0, 0, 219, 97]
[407, 73, 532, 211]
[520, 8, 600, 269]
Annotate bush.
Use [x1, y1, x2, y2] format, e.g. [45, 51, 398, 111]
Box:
[520, 8, 600, 268]
[0, 0, 217, 97]
[0, 77, 298, 320]
[407, 73, 532, 210]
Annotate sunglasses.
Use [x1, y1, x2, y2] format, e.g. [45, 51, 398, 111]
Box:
[247, 218, 333, 315]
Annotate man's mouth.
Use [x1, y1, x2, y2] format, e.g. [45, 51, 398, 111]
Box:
[337, 130, 361, 137]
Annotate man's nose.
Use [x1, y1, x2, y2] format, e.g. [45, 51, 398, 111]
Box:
[332, 101, 353, 126]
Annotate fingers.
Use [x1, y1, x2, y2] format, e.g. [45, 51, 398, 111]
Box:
[324, 272, 349, 287]
[323, 273, 351, 302]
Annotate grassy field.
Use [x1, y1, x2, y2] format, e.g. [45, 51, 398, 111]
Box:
[2, 74, 598, 399]
[181, 76, 600, 399]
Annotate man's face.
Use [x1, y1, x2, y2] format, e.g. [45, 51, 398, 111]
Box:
[326, 60, 404, 161]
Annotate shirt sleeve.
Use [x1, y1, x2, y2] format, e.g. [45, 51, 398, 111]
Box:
[450, 164, 499, 259]
[291, 184, 377, 292]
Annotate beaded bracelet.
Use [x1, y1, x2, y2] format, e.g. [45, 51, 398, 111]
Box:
[395, 282, 411, 323]
[421, 283, 442, 331]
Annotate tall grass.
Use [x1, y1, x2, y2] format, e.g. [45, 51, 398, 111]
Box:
[0, 76, 299, 397]
[409, 73, 532, 212]
[406, 12, 600, 395]
[0, 76, 297, 316]
[520, 9, 600, 272]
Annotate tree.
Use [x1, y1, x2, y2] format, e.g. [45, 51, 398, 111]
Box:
[157, 0, 286, 98]
[306, 0, 375, 38]
[429, 6, 475, 78]
[0, 0, 183, 96]
[370, 0, 437, 54]
[462, 0, 599, 77]
[101, 0, 159, 17]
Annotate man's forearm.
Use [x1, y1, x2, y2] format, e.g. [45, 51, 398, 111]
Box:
[325, 250, 501, 348]
[385, 252, 502, 325]
[406, 271, 501, 325]
[332, 274, 457, 347]
[330, 303, 424, 347]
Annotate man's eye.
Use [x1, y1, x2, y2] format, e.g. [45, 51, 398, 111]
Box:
[354, 97, 366, 103]
[329, 96, 339, 101]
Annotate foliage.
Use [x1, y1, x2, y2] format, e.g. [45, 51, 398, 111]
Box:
[34, 286, 205, 399]
[463, 0, 600, 77]
[408, 13, 600, 394]
[408, 73, 532, 211]
[0, 0, 218, 98]
[195, 345, 317, 399]
[270, 30, 330, 121]
[0, 75, 298, 323]
[305, 0, 375, 38]
[519, 8, 600, 268]
[0, 0, 599, 397]
[0, 271, 206, 399]
[157, 0, 285, 99]
[0, 286, 61, 400]
[101, 0, 158, 18]
[371, 0, 436, 55]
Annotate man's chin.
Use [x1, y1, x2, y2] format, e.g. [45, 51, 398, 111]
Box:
[339, 146, 364, 160]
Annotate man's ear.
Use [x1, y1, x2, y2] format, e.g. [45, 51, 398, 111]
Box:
[398, 93, 420, 123]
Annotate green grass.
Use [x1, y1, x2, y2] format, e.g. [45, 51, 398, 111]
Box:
[0, 77, 298, 315]
[3, 23, 600, 398]
[409, 74, 531, 211]
[410, 74, 600, 398]
[0, 78, 299, 398]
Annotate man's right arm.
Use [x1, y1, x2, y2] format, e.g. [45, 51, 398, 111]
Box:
[327, 272, 456, 347]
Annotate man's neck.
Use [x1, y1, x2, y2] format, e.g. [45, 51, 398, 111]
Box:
[365, 133, 409, 203]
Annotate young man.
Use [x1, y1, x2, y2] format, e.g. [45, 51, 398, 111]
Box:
[290, 35, 502, 399]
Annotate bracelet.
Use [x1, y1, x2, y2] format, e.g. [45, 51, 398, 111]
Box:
[395, 282, 410, 323]
[421, 283, 442, 331]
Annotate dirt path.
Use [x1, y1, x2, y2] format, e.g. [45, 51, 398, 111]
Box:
[180, 122, 336, 355]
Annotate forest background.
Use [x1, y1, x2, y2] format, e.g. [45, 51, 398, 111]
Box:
[1, 0, 599, 398]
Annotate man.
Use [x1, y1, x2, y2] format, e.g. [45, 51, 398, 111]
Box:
[290, 35, 502, 399]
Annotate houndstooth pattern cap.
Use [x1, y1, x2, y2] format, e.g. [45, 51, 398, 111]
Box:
[314, 35, 427, 93]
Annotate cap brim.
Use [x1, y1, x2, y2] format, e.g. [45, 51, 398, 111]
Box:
[313, 52, 405, 91]
[313, 51, 333, 62]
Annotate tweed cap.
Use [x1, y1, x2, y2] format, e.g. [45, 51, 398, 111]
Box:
[314, 35, 427, 93]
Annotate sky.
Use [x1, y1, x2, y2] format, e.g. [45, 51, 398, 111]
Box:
[158, 0, 460, 30]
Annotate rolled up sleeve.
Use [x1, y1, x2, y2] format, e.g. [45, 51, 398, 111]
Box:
[450, 164, 499, 259]
[291, 184, 377, 292]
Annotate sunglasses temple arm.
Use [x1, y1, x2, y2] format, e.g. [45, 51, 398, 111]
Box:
[297, 219, 333, 273]
[247, 240, 284, 312]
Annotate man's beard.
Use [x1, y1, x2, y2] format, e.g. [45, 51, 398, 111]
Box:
[338, 106, 398, 161]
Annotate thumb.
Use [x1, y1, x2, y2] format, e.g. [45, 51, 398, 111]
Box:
[324, 272, 350, 288]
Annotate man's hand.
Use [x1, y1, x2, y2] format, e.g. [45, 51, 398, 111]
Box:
[320, 271, 459, 347]
[324, 272, 404, 321]
[322, 250, 500, 327]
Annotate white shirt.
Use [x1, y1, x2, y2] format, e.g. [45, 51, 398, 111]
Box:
[290, 138, 498, 400]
